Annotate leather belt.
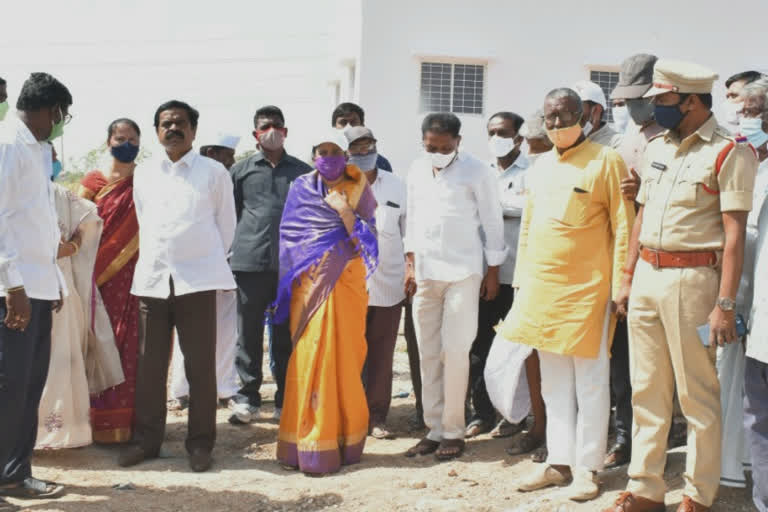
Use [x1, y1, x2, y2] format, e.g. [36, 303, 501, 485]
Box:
[640, 247, 717, 269]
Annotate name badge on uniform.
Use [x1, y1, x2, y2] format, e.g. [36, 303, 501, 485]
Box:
[651, 161, 667, 171]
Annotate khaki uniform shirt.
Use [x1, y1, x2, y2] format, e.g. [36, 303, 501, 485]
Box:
[637, 116, 758, 252]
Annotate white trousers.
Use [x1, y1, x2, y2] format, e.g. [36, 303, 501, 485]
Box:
[171, 290, 239, 400]
[413, 275, 482, 441]
[539, 302, 611, 471]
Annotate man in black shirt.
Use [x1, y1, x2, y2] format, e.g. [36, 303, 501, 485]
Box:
[228, 105, 311, 425]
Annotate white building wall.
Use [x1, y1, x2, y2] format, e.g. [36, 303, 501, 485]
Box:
[352, 0, 768, 175]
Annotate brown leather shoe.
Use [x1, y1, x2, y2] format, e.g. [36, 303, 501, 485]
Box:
[676, 496, 709, 511]
[602, 492, 665, 512]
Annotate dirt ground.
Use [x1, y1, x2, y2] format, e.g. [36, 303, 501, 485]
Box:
[3, 330, 756, 512]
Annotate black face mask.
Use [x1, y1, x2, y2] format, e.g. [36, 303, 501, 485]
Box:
[626, 98, 655, 125]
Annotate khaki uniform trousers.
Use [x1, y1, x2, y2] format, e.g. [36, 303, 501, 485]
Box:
[627, 258, 721, 507]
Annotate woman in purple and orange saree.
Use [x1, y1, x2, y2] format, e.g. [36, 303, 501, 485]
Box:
[274, 132, 378, 475]
[79, 118, 142, 443]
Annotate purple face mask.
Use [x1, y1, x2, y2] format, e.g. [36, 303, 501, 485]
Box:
[315, 155, 347, 181]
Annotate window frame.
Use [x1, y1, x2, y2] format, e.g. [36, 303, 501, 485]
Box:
[418, 58, 487, 116]
[586, 65, 621, 123]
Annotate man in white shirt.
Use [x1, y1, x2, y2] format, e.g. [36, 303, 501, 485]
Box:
[465, 112, 528, 439]
[0, 72, 71, 500]
[169, 133, 242, 410]
[403, 113, 507, 461]
[346, 127, 407, 440]
[742, 82, 768, 512]
[572, 80, 623, 150]
[119, 100, 237, 473]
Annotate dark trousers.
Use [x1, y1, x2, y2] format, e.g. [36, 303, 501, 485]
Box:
[745, 356, 768, 512]
[364, 303, 403, 425]
[233, 271, 291, 409]
[0, 299, 52, 484]
[610, 319, 632, 447]
[468, 284, 515, 423]
[404, 301, 423, 420]
[135, 285, 217, 455]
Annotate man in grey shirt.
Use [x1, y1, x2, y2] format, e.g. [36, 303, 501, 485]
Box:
[228, 105, 311, 424]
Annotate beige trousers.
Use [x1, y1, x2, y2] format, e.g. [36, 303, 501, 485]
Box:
[627, 259, 721, 506]
[413, 275, 482, 441]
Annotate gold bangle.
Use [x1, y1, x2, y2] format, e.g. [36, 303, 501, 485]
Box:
[69, 241, 80, 255]
[6, 285, 24, 293]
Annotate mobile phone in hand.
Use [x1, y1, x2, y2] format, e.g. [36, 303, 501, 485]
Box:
[697, 314, 748, 347]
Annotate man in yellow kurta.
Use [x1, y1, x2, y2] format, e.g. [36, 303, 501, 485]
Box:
[504, 88, 635, 502]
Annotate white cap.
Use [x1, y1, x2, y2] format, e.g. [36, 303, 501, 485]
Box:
[313, 129, 349, 152]
[571, 80, 607, 109]
[211, 132, 241, 150]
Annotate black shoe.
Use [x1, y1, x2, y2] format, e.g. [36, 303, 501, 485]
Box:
[189, 449, 212, 472]
[118, 445, 156, 468]
[604, 442, 630, 468]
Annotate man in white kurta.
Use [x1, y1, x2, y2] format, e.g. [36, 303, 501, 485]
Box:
[403, 113, 506, 461]
[170, 133, 241, 406]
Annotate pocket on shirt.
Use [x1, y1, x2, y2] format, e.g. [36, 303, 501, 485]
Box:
[551, 187, 591, 226]
[670, 165, 716, 207]
[376, 205, 401, 236]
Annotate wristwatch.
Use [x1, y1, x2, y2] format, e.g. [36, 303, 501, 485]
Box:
[717, 297, 736, 312]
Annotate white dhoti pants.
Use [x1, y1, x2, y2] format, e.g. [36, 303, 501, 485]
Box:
[413, 275, 482, 441]
[539, 302, 611, 471]
[171, 289, 239, 400]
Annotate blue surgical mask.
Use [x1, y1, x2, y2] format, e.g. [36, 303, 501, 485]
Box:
[110, 141, 140, 163]
[51, 160, 62, 180]
[349, 151, 378, 171]
[654, 102, 686, 130]
[739, 117, 768, 149]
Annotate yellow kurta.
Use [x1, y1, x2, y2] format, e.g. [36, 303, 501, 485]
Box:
[502, 140, 635, 358]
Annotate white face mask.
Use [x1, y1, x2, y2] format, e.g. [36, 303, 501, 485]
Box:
[488, 135, 519, 158]
[722, 100, 743, 131]
[582, 121, 594, 137]
[612, 105, 630, 133]
[428, 150, 457, 169]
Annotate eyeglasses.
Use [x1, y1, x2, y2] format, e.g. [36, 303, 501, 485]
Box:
[57, 106, 72, 125]
[543, 111, 581, 126]
[348, 141, 376, 155]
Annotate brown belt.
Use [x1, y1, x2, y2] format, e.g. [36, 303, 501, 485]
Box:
[640, 247, 717, 269]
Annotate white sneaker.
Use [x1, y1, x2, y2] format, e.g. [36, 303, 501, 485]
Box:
[273, 408, 282, 420]
[228, 403, 259, 425]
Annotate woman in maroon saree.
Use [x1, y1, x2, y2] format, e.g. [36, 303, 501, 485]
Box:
[79, 118, 142, 443]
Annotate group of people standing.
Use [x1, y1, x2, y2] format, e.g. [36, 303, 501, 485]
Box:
[1, 51, 768, 512]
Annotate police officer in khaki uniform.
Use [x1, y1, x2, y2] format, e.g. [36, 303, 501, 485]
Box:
[605, 60, 758, 512]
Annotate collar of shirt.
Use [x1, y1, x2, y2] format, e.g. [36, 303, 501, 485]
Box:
[492, 153, 529, 175]
[161, 147, 197, 174]
[253, 150, 289, 167]
[556, 138, 592, 162]
[17, 119, 39, 145]
[664, 114, 717, 147]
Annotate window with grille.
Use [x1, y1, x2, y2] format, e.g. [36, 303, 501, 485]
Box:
[420, 62, 485, 114]
[589, 69, 620, 122]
